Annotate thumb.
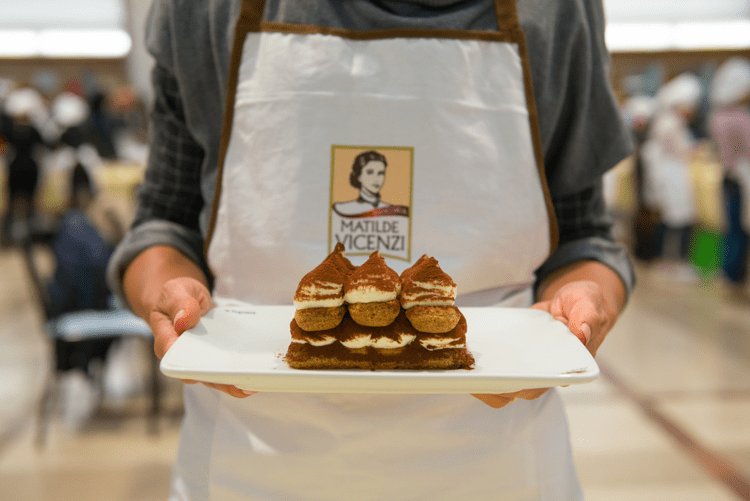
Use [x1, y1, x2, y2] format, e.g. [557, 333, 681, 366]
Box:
[151, 279, 212, 359]
[172, 303, 200, 334]
[157, 278, 212, 334]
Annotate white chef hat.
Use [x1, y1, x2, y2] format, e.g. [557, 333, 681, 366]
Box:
[0, 78, 15, 102]
[623, 95, 656, 126]
[51, 91, 90, 128]
[710, 57, 750, 108]
[657, 73, 702, 111]
[4, 87, 45, 119]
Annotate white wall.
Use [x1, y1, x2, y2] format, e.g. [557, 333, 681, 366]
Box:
[0, 0, 125, 29]
[0, 0, 154, 101]
[123, 0, 155, 105]
[604, 0, 750, 22]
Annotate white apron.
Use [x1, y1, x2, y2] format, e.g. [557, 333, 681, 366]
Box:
[172, 1, 583, 499]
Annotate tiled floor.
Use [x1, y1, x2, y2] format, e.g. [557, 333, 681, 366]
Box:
[0, 247, 184, 501]
[561, 262, 750, 501]
[1, 246, 749, 500]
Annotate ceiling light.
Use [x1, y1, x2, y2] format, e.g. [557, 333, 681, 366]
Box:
[606, 20, 750, 52]
[0, 28, 131, 58]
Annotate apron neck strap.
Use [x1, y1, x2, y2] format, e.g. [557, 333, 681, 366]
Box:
[241, 0, 266, 30]
[493, 0, 521, 30]
[241, 0, 519, 32]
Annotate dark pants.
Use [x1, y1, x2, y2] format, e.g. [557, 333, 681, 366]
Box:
[1, 155, 39, 247]
[723, 178, 749, 284]
[633, 207, 662, 261]
[655, 224, 693, 261]
[55, 338, 115, 374]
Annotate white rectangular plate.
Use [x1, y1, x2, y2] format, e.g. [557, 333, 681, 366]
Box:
[160, 300, 599, 394]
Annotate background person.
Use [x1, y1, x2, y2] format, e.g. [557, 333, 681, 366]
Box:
[709, 57, 750, 302]
[641, 73, 702, 275]
[622, 95, 659, 261]
[46, 164, 123, 429]
[0, 87, 47, 247]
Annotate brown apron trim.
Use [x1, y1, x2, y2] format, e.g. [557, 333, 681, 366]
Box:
[494, 0, 521, 31]
[516, 28, 559, 252]
[258, 21, 519, 43]
[206, 0, 558, 260]
[495, 0, 557, 250]
[205, 0, 266, 257]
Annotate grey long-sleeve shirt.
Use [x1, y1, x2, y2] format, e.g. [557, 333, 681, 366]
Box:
[107, 0, 635, 305]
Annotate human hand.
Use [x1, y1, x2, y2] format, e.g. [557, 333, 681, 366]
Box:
[531, 279, 617, 358]
[149, 277, 255, 399]
[471, 282, 600, 408]
[125, 246, 256, 399]
[472, 388, 549, 409]
[472, 262, 626, 409]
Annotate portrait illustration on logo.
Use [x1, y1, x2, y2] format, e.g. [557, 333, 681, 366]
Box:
[329, 146, 412, 262]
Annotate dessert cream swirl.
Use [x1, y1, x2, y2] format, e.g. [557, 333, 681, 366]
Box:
[419, 337, 464, 350]
[291, 335, 337, 346]
[400, 281, 457, 309]
[294, 283, 344, 309]
[399, 255, 457, 309]
[370, 334, 416, 349]
[294, 242, 355, 309]
[344, 250, 400, 304]
[344, 285, 397, 304]
[294, 333, 417, 349]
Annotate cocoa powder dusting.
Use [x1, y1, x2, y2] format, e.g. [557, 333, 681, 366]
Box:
[295, 243, 355, 299]
[288, 247, 473, 370]
[344, 250, 399, 294]
[330, 242, 357, 277]
[290, 319, 335, 343]
[400, 254, 455, 288]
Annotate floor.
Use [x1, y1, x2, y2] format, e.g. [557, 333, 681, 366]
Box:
[0, 246, 749, 500]
[561, 261, 750, 501]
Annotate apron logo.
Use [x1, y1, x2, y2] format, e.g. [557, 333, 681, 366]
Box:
[329, 145, 413, 261]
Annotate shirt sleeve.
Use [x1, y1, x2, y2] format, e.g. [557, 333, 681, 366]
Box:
[534, 181, 636, 296]
[524, 0, 634, 196]
[105, 62, 210, 309]
[525, 0, 636, 296]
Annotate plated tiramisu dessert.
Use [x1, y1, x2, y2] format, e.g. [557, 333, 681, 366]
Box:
[286, 244, 474, 370]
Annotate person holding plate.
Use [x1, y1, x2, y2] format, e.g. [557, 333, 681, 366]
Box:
[108, 0, 634, 499]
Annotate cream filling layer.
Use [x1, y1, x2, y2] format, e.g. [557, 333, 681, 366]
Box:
[339, 334, 371, 349]
[293, 334, 462, 350]
[419, 337, 464, 351]
[294, 282, 344, 309]
[340, 334, 415, 349]
[370, 334, 416, 349]
[401, 281, 456, 309]
[291, 336, 336, 347]
[295, 334, 416, 349]
[344, 285, 398, 304]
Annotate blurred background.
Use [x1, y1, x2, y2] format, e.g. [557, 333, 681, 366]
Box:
[0, 1, 749, 500]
